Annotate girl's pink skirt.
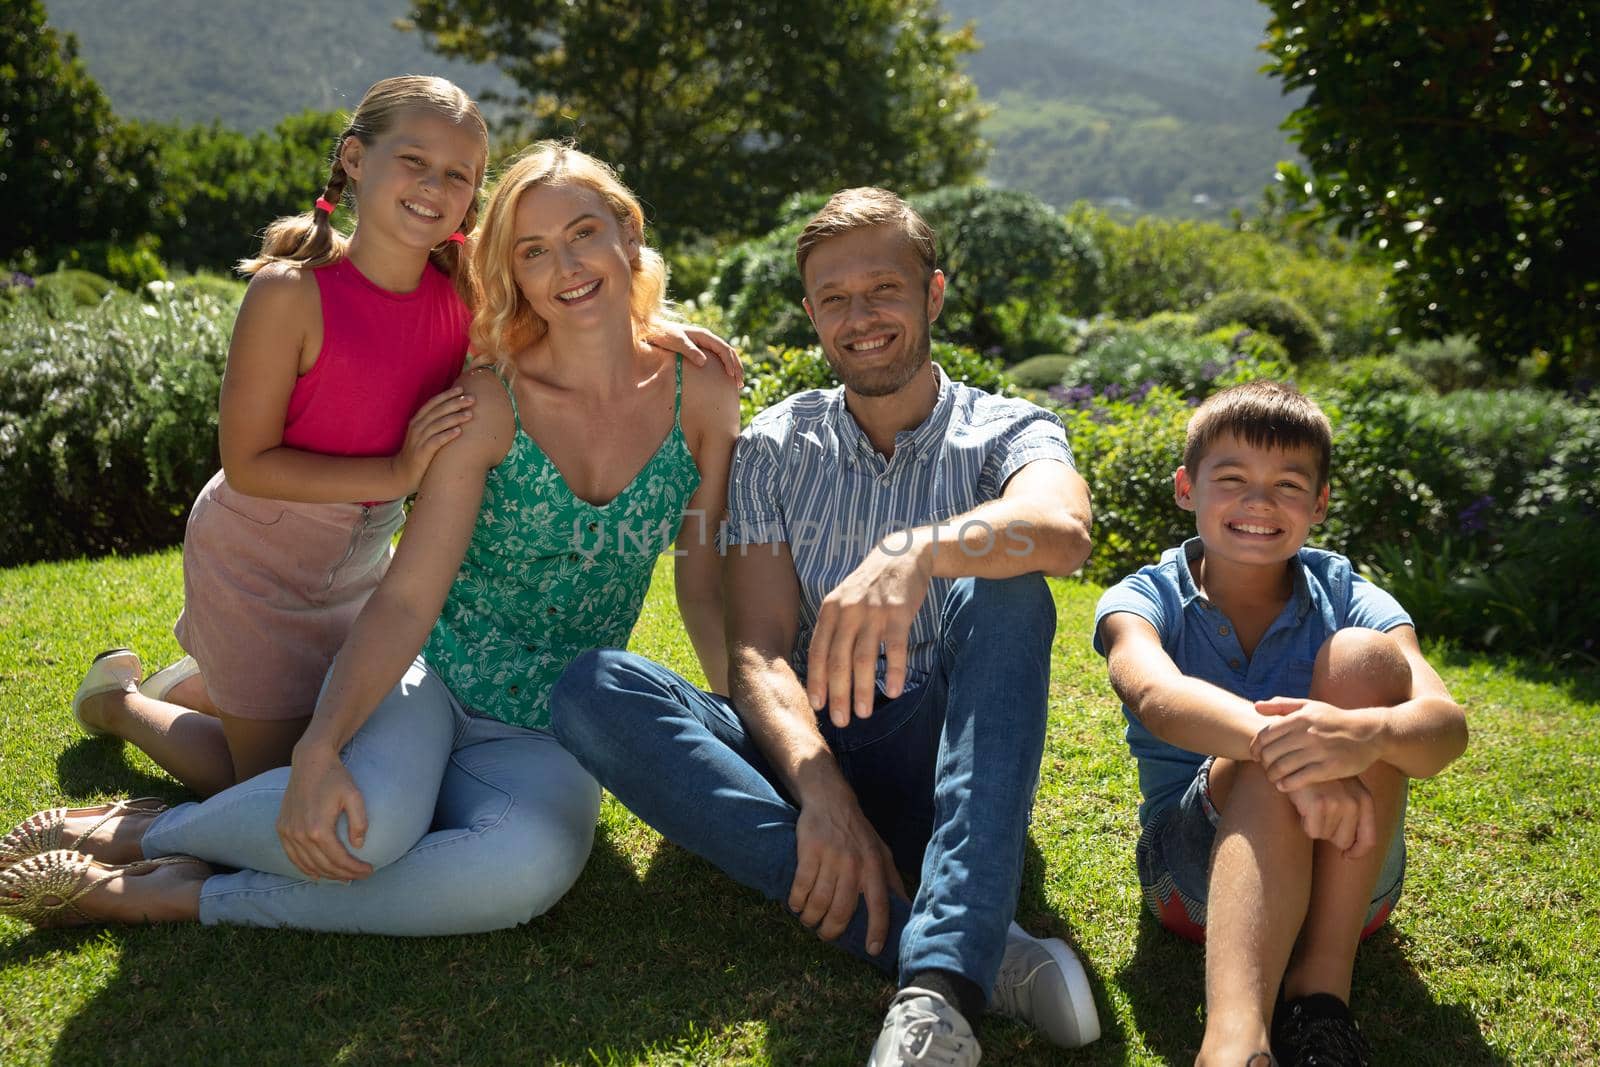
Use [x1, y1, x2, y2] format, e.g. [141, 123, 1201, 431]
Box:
[173, 470, 404, 720]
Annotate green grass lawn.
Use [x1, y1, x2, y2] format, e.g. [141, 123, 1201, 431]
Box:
[2, 550, 1596, 1065]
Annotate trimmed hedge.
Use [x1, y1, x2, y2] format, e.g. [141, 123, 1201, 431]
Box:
[1195, 290, 1326, 363]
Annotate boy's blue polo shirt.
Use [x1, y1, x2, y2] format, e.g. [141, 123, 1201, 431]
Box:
[1093, 537, 1411, 826]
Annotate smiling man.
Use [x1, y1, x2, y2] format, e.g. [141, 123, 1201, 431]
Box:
[551, 188, 1100, 1064]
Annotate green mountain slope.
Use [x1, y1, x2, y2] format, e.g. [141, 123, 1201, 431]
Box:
[40, 0, 509, 132]
[945, 0, 1299, 216]
[43, 0, 1295, 219]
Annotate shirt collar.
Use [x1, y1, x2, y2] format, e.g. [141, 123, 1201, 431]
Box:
[1176, 536, 1313, 618]
[832, 363, 954, 468]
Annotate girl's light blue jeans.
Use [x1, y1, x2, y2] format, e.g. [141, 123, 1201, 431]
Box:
[140, 656, 601, 935]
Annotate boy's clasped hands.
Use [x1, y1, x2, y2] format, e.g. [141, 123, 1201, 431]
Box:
[1252, 698, 1386, 858]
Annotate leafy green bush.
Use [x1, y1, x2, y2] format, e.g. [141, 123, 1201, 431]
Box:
[1301, 354, 1432, 398]
[738, 342, 1009, 424]
[1066, 203, 1393, 357]
[1133, 310, 1201, 340]
[24, 269, 118, 312]
[1060, 386, 1193, 584]
[1391, 334, 1497, 393]
[1318, 391, 1468, 558]
[1049, 330, 1291, 407]
[705, 220, 811, 351]
[172, 271, 248, 307]
[1195, 290, 1326, 363]
[1366, 498, 1596, 660]
[1198, 324, 1291, 368]
[912, 186, 1103, 351]
[1008, 354, 1076, 390]
[0, 290, 231, 564]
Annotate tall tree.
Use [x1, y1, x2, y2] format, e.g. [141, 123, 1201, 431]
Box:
[0, 0, 159, 262]
[405, 0, 988, 244]
[1262, 2, 1598, 382]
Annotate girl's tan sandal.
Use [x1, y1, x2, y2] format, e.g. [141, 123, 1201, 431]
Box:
[0, 797, 168, 869]
[0, 849, 202, 928]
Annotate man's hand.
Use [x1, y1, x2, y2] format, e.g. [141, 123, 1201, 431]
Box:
[1252, 698, 1384, 791]
[791, 790, 908, 956]
[1282, 775, 1377, 859]
[806, 540, 934, 726]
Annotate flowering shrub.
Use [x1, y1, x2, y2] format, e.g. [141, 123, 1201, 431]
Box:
[0, 289, 229, 563]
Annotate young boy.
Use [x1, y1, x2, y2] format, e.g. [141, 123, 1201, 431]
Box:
[1094, 381, 1467, 1067]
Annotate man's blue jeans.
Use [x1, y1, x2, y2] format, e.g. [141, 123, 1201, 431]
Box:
[549, 573, 1054, 997]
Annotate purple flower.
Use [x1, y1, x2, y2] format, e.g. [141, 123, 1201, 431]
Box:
[1049, 383, 1096, 409]
[1200, 361, 1223, 380]
[1102, 382, 1123, 399]
[3, 271, 35, 290]
[1457, 494, 1495, 535]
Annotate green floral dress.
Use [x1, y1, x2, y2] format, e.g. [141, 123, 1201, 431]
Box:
[423, 357, 700, 728]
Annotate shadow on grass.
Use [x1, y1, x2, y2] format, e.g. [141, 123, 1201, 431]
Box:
[1118, 911, 1505, 1066]
[17, 827, 1100, 1064]
[1435, 644, 1600, 705]
[54, 739, 189, 805]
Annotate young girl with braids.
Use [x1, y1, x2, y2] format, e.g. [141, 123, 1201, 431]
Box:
[63, 75, 489, 801]
[61, 77, 739, 800]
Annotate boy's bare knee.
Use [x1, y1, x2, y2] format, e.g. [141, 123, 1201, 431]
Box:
[1214, 758, 1301, 830]
[1312, 628, 1410, 708]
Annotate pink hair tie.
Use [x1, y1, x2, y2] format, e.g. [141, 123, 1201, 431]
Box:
[445, 232, 467, 245]
[314, 197, 338, 215]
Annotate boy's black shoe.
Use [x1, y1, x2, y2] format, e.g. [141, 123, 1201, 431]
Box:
[1271, 992, 1372, 1067]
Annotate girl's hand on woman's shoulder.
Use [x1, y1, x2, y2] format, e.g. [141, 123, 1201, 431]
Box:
[391, 386, 477, 495]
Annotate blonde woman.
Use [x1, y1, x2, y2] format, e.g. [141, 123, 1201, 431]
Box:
[1, 143, 740, 933]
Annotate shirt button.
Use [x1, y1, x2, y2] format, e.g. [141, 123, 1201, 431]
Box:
[567, 553, 580, 562]
[1218, 624, 1231, 636]
[1229, 658, 1241, 669]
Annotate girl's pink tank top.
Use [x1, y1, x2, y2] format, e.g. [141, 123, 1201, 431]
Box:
[281, 257, 471, 458]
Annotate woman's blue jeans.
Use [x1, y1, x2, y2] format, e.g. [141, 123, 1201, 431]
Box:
[550, 574, 1054, 997]
[141, 656, 601, 935]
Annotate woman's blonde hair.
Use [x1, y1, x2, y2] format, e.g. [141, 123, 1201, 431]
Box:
[238, 75, 488, 302]
[469, 141, 672, 362]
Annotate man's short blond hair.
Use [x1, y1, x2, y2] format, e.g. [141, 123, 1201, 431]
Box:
[795, 187, 937, 286]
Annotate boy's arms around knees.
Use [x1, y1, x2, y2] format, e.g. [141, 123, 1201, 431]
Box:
[1101, 612, 1275, 762]
[1250, 624, 1468, 790]
[1101, 612, 1382, 857]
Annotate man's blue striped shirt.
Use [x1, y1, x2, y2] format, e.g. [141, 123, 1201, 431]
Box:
[724, 364, 1075, 689]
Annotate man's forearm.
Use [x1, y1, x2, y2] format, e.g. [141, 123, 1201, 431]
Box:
[900, 495, 1090, 581]
[728, 650, 853, 806]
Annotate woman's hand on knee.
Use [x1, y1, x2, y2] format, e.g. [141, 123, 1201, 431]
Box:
[277, 747, 374, 881]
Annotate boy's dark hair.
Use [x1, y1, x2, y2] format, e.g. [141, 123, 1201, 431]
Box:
[795, 187, 937, 289]
[1183, 380, 1332, 487]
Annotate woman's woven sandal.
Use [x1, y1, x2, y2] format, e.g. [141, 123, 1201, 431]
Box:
[0, 797, 168, 869]
[0, 849, 201, 928]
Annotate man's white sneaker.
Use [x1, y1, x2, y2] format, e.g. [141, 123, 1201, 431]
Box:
[990, 921, 1101, 1048]
[867, 987, 981, 1067]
